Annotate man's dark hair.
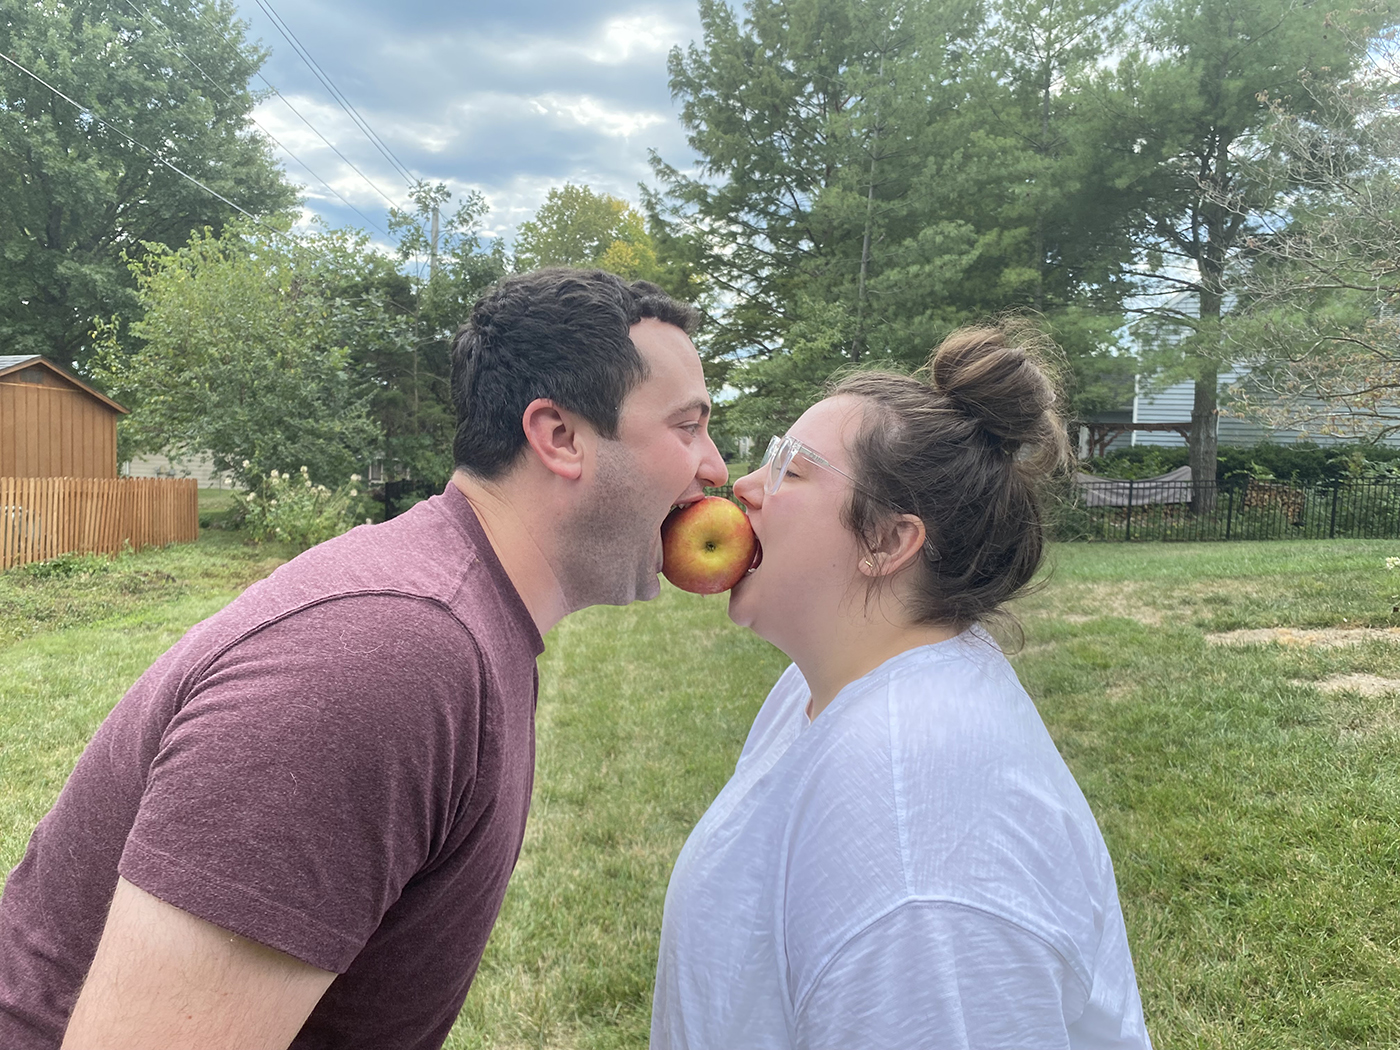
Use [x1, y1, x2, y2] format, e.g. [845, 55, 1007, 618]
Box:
[451, 267, 700, 479]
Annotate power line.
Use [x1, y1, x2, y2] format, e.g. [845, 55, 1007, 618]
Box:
[116, 0, 391, 237]
[251, 0, 419, 188]
[180, 0, 407, 212]
[0, 49, 314, 256]
[255, 0, 418, 187]
[260, 79, 405, 209]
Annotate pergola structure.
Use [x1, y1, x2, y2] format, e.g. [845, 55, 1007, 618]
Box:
[1080, 421, 1193, 459]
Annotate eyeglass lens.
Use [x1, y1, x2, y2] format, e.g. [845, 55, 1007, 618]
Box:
[763, 436, 795, 495]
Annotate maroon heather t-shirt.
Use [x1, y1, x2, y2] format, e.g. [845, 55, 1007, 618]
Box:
[0, 485, 544, 1049]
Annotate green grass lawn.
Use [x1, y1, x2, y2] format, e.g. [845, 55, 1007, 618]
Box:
[4, 535, 1400, 1047]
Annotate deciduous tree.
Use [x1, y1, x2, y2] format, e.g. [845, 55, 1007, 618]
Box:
[1221, 43, 1400, 440]
[513, 183, 662, 282]
[0, 0, 297, 371]
[92, 224, 383, 488]
[1103, 0, 1393, 504]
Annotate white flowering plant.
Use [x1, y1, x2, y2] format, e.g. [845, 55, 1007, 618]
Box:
[243, 466, 372, 551]
[1386, 557, 1400, 613]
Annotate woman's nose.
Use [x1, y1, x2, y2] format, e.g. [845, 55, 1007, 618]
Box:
[732, 468, 764, 511]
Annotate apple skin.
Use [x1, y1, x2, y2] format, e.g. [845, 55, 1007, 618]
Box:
[661, 496, 758, 595]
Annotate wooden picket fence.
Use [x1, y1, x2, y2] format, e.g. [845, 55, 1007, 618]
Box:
[0, 477, 199, 570]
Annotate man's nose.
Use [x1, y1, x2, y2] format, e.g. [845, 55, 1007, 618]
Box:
[697, 432, 727, 488]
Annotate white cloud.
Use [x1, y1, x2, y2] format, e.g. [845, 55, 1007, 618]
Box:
[485, 10, 688, 69]
[236, 1, 703, 246]
[585, 12, 687, 64]
[529, 93, 667, 137]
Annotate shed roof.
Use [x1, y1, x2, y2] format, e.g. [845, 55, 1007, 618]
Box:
[0, 355, 128, 414]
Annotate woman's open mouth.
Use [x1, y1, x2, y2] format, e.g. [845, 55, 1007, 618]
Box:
[745, 538, 763, 575]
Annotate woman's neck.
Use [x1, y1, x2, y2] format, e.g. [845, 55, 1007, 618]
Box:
[795, 618, 962, 721]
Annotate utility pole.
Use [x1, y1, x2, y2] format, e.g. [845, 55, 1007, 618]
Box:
[429, 203, 440, 283]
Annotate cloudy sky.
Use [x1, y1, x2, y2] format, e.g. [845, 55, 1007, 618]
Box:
[233, 0, 710, 250]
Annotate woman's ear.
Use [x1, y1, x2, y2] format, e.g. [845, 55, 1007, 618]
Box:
[858, 514, 928, 577]
[521, 398, 587, 480]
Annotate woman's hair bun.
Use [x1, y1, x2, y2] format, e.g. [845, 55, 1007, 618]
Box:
[828, 316, 1071, 633]
[929, 321, 1066, 467]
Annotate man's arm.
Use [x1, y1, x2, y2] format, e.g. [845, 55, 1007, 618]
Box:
[62, 878, 337, 1050]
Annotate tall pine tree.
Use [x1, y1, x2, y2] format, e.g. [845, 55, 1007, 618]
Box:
[654, 0, 1142, 436]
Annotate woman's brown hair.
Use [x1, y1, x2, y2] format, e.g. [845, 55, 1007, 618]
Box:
[831, 319, 1070, 630]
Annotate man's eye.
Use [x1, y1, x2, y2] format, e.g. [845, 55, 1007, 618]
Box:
[680, 421, 702, 435]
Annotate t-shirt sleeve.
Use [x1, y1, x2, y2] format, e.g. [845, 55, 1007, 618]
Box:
[118, 595, 483, 973]
[792, 900, 1089, 1050]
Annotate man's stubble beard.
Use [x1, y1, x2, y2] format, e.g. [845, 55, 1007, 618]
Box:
[556, 439, 660, 612]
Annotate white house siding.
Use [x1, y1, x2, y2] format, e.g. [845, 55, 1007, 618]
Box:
[122, 453, 237, 487]
[1132, 371, 1400, 449]
[1131, 367, 1245, 447]
[1124, 291, 1400, 449]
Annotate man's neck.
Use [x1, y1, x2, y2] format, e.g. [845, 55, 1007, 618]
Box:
[451, 470, 569, 636]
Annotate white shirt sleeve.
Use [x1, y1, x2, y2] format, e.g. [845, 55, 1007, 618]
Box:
[792, 900, 1089, 1050]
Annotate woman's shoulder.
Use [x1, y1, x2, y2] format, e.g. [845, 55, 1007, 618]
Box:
[735, 662, 810, 768]
[783, 635, 1122, 978]
[810, 632, 1028, 761]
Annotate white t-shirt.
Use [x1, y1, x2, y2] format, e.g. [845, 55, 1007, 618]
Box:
[651, 630, 1153, 1050]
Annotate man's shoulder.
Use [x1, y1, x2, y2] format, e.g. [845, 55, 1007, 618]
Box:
[259, 490, 482, 607]
[171, 488, 539, 684]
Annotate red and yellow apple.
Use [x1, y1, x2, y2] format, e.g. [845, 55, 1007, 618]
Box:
[661, 496, 759, 594]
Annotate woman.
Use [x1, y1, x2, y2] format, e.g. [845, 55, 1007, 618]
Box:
[651, 325, 1152, 1049]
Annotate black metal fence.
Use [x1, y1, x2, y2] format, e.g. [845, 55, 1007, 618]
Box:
[1056, 478, 1400, 542]
[710, 479, 1400, 542]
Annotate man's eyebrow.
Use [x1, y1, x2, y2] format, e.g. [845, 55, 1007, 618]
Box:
[672, 398, 712, 420]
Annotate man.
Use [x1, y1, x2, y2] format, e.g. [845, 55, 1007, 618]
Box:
[0, 268, 727, 1049]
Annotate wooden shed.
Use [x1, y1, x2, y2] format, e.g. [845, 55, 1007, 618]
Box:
[0, 355, 128, 478]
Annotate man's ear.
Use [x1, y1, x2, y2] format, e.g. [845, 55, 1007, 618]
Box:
[521, 398, 587, 480]
[858, 514, 929, 577]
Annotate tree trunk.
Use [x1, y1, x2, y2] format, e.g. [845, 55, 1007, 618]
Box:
[852, 50, 887, 365]
[1195, 226, 1226, 515]
[1189, 369, 1218, 514]
[1035, 58, 1051, 316]
[853, 145, 877, 364]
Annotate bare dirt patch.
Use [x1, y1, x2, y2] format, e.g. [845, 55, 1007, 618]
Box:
[1079, 584, 1169, 626]
[1314, 673, 1400, 698]
[1300, 675, 1400, 738]
[1206, 627, 1400, 648]
[1022, 582, 1169, 626]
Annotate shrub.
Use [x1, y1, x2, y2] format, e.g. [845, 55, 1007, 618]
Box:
[1080, 446, 1190, 480]
[1083, 442, 1400, 483]
[243, 467, 371, 551]
[18, 551, 111, 580]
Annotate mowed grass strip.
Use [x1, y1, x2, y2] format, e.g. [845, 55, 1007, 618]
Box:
[0, 532, 296, 885]
[1012, 540, 1400, 1049]
[5, 536, 1400, 1047]
[447, 591, 788, 1049]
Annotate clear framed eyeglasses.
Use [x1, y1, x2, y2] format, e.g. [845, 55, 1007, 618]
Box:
[759, 434, 867, 497]
[757, 434, 940, 560]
